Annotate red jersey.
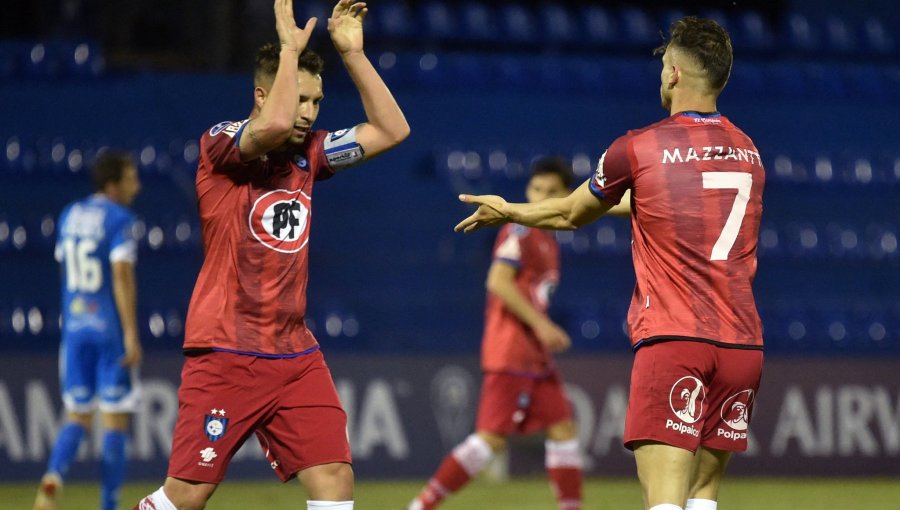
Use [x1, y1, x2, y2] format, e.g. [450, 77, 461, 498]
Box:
[589, 112, 764, 349]
[482, 224, 560, 375]
[184, 120, 335, 356]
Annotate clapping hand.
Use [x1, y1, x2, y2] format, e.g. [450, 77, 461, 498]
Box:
[329, 0, 368, 55]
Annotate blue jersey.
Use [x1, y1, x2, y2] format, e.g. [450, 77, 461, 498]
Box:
[55, 194, 137, 342]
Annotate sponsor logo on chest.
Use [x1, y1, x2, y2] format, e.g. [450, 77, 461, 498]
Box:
[248, 188, 312, 253]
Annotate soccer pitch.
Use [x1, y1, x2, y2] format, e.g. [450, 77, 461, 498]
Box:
[3, 477, 898, 509]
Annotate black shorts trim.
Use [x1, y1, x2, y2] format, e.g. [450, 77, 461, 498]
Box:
[634, 336, 764, 352]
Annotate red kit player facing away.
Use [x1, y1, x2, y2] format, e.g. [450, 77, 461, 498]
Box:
[456, 17, 764, 510]
[408, 158, 629, 510]
[134, 1, 409, 510]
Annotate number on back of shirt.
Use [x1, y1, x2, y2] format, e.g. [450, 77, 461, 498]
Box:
[702, 172, 752, 261]
[63, 238, 102, 292]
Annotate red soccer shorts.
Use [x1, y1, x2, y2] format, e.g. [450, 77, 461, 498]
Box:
[476, 370, 573, 436]
[167, 349, 350, 484]
[624, 340, 763, 453]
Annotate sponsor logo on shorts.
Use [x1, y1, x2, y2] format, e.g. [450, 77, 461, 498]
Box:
[665, 419, 700, 437]
[716, 389, 755, 441]
[721, 389, 754, 431]
[204, 408, 229, 442]
[199, 447, 217, 467]
[668, 376, 706, 424]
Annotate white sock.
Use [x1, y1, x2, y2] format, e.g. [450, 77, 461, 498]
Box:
[686, 498, 717, 510]
[307, 501, 353, 509]
[451, 434, 494, 476]
[649, 505, 683, 510]
[136, 487, 177, 510]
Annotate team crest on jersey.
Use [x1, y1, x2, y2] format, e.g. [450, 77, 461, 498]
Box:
[204, 409, 229, 442]
[249, 189, 312, 253]
[720, 389, 754, 431]
[593, 150, 608, 188]
[668, 376, 706, 424]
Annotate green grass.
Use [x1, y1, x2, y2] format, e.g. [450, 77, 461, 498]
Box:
[4, 477, 899, 509]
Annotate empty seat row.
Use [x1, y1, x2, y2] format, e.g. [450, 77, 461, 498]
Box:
[0, 216, 201, 253]
[0, 40, 104, 80]
[1, 137, 201, 175]
[0, 304, 361, 345]
[435, 147, 900, 191]
[295, 1, 898, 58]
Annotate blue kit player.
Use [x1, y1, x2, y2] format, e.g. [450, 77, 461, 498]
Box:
[35, 151, 143, 510]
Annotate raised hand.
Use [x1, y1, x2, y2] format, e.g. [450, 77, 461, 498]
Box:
[328, 0, 368, 55]
[274, 0, 317, 53]
[454, 194, 510, 233]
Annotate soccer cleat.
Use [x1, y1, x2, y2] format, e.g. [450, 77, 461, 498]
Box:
[33, 473, 62, 510]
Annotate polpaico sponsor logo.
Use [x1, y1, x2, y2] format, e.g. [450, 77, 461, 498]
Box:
[717, 428, 747, 441]
[665, 419, 700, 437]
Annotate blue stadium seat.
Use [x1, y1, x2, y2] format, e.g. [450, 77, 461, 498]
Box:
[805, 63, 847, 99]
[823, 16, 859, 55]
[459, 2, 498, 43]
[733, 11, 775, 52]
[782, 13, 822, 54]
[499, 4, 536, 44]
[860, 17, 895, 55]
[375, 1, 415, 40]
[582, 6, 619, 47]
[618, 7, 658, 48]
[541, 4, 578, 45]
[418, 0, 457, 41]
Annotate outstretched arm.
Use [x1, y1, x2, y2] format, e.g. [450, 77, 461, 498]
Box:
[239, 0, 317, 161]
[329, 0, 410, 160]
[455, 180, 615, 233]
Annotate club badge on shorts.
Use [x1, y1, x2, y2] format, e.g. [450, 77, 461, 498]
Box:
[204, 408, 229, 442]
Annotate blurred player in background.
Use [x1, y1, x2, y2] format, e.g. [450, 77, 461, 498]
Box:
[455, 17, 764, 510]
[34, 151, 142, 510]
[133, 1, 408, 509]
[408, 158, 628, 510]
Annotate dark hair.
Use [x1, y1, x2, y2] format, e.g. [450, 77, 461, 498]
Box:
[91, 151, 134, 191]
[254, 43, 325, 85]
[654, 16, 733, 91]
[531, 156, 574, 189]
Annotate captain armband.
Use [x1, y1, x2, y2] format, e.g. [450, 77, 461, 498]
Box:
[323, 126, 365, 170]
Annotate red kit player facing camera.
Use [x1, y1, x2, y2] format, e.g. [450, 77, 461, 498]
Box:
[455, 17, 764, 510]
[409, 158, 629, 510]
[134, 1, 409, 510]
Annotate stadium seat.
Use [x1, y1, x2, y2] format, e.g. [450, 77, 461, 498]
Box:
[618, 7, 658, 48]
[459, 2, 498, 43]
[582, 6, 619, 48]
[824, 16, 859, 55]
[499, 4, 536, 44]
[782, 13, 823, 54]
[541, 4, 578, 45]
[733, 11, 776, 52]
[375, 1, 415, 40]
[418, 0, 458, 41]
[860, 17, 895, 55]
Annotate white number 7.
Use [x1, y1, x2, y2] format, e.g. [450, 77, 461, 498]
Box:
[702, 172, 752, 261]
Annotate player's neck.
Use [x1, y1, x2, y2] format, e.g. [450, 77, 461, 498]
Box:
[668, 94, 718, 116]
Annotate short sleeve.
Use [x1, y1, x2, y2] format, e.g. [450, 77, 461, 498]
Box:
[202, 120, 250, 175]
[109, 213, 137, 264]
[492, 225, 528, 269]
[588, 134, 633, 205]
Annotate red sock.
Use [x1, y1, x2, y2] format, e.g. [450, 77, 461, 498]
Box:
[548, 467, 583, 510]
[414, 455, 472, 509]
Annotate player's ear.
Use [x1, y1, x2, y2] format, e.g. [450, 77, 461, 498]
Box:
[668, 65, 680, 88]
[253, 86, 268, 110]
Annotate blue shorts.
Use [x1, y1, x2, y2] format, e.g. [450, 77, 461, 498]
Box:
[60, 332, 139, 414]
